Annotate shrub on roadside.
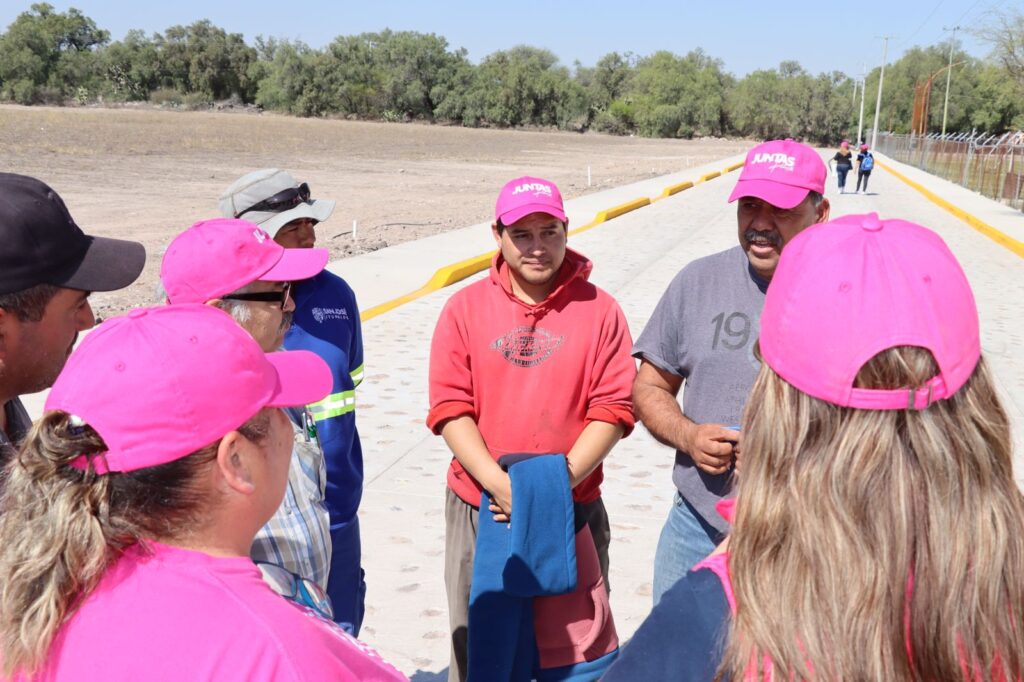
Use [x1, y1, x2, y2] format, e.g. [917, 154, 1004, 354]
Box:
[591, 99, 635, 135]
[149, 88, 183, 107]
[180, 92, 211, 110]
[637, 103, 686, 138]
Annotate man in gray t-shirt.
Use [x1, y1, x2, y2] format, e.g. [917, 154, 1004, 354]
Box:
[632, 139, 830, 604]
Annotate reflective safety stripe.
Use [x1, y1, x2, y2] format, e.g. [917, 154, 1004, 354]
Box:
[349, 364, 364, 387]
[308, 390, 356, 421]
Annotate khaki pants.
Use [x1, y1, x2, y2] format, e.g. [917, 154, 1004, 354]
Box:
[444, 488, 611, 682]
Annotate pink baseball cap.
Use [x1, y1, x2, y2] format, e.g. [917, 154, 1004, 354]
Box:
[161, 218, 329, 304]
[46, 304, 332, 474]
[759, 213, 980, 410]
[727, 139, 827, 210]
[495, 176, 567, 226]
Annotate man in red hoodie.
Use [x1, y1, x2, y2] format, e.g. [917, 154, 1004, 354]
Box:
[427, 176, 636, 682]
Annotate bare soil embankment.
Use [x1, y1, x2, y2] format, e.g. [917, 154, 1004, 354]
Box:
[0, 105, 748, 316]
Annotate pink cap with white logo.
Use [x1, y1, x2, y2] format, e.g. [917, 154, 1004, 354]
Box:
[161, 218, 329, 304]
[759, 213, 981, 410]
[495, 176, 567, 226]
[47, 304, 332, 474]
[727, 139, 827, 210]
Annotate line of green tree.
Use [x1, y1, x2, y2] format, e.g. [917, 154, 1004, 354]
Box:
[2, 3, 1022, 141]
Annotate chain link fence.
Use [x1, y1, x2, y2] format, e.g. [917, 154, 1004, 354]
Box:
[875, 131, 1024, 211]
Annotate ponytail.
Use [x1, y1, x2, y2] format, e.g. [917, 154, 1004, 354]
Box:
[0, 410, 268, 676]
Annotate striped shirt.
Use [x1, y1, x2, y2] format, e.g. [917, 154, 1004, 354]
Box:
[250, 413, 332, 588]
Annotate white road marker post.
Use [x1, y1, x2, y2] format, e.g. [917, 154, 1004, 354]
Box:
[587, 165, 592, 187]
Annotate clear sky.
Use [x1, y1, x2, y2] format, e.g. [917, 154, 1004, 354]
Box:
[0, 0, 1001, 78]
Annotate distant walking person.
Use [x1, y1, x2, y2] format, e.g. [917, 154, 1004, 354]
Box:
[829, 139, 854, 193]
[856, 143, 875, 193]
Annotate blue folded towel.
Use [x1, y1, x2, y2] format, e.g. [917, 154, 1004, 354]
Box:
[467, 454, 578, 682]
[503, 454, 577, 597]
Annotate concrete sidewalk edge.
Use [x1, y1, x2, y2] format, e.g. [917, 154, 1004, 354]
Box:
[878, 158, 1024, 260]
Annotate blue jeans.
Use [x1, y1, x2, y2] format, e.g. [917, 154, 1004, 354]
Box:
[652, 492, 723, 605]
[836, 165, 850, 189]
[327, 517, 366, 635]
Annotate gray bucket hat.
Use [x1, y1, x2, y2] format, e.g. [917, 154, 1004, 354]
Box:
[218, 169, 335, 237]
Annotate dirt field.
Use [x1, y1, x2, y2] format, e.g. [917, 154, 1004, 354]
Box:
[1, 104, 748, 317]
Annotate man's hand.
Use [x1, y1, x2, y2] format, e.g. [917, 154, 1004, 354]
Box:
[487, 472, 513, 523]
[441, 415, 514, 522]
[684, 423, 740, 476]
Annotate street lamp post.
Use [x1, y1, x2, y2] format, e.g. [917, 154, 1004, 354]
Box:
[871, 36, 894, 150]
[941, 26, 960, 137]
[857, 64, 866, 146]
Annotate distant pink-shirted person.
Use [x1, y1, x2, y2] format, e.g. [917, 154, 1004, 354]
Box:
[0, 305, 406, 682]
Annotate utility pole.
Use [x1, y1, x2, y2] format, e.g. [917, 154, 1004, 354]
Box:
[941, 26, 960, 137]
[871, 36, 894, 150]
[857, 64, 866, 146]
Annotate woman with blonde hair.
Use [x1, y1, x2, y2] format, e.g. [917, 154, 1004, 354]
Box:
[605, 213, 1024, 681]
[828, 139, 855, 193]
[0, 304, 406, 681]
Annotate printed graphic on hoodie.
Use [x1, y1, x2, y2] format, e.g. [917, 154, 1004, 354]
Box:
[490, 326, 565, 367]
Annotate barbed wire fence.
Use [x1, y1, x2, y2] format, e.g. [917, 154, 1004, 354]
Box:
[876, 131, 1024, 211]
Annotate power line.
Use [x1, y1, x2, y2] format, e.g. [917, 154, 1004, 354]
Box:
[903, 0, 947, 45]
[955, 0, 986, 26]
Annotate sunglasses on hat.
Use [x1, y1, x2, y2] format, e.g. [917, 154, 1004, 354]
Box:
[236, 183, 311, 218]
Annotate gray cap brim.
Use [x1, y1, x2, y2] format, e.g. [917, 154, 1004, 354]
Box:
[245, 199, 335, 237]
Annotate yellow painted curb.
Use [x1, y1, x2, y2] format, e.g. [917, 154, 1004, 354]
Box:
[360, 251, 494, 320]
[878, 160, 1024, 260]
[661, 180, 694, 197]
[567, 217, 601, 237]
[595, 197, 651, 223]
[361, 159, 744, 322]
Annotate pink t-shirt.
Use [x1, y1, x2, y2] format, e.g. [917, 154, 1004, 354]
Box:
[33, 542, 406, 681]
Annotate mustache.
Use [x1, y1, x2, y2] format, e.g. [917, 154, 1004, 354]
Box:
[744, 229, 782, 247]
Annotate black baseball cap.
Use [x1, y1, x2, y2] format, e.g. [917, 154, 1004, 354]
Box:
[0, 173, 146, 295]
